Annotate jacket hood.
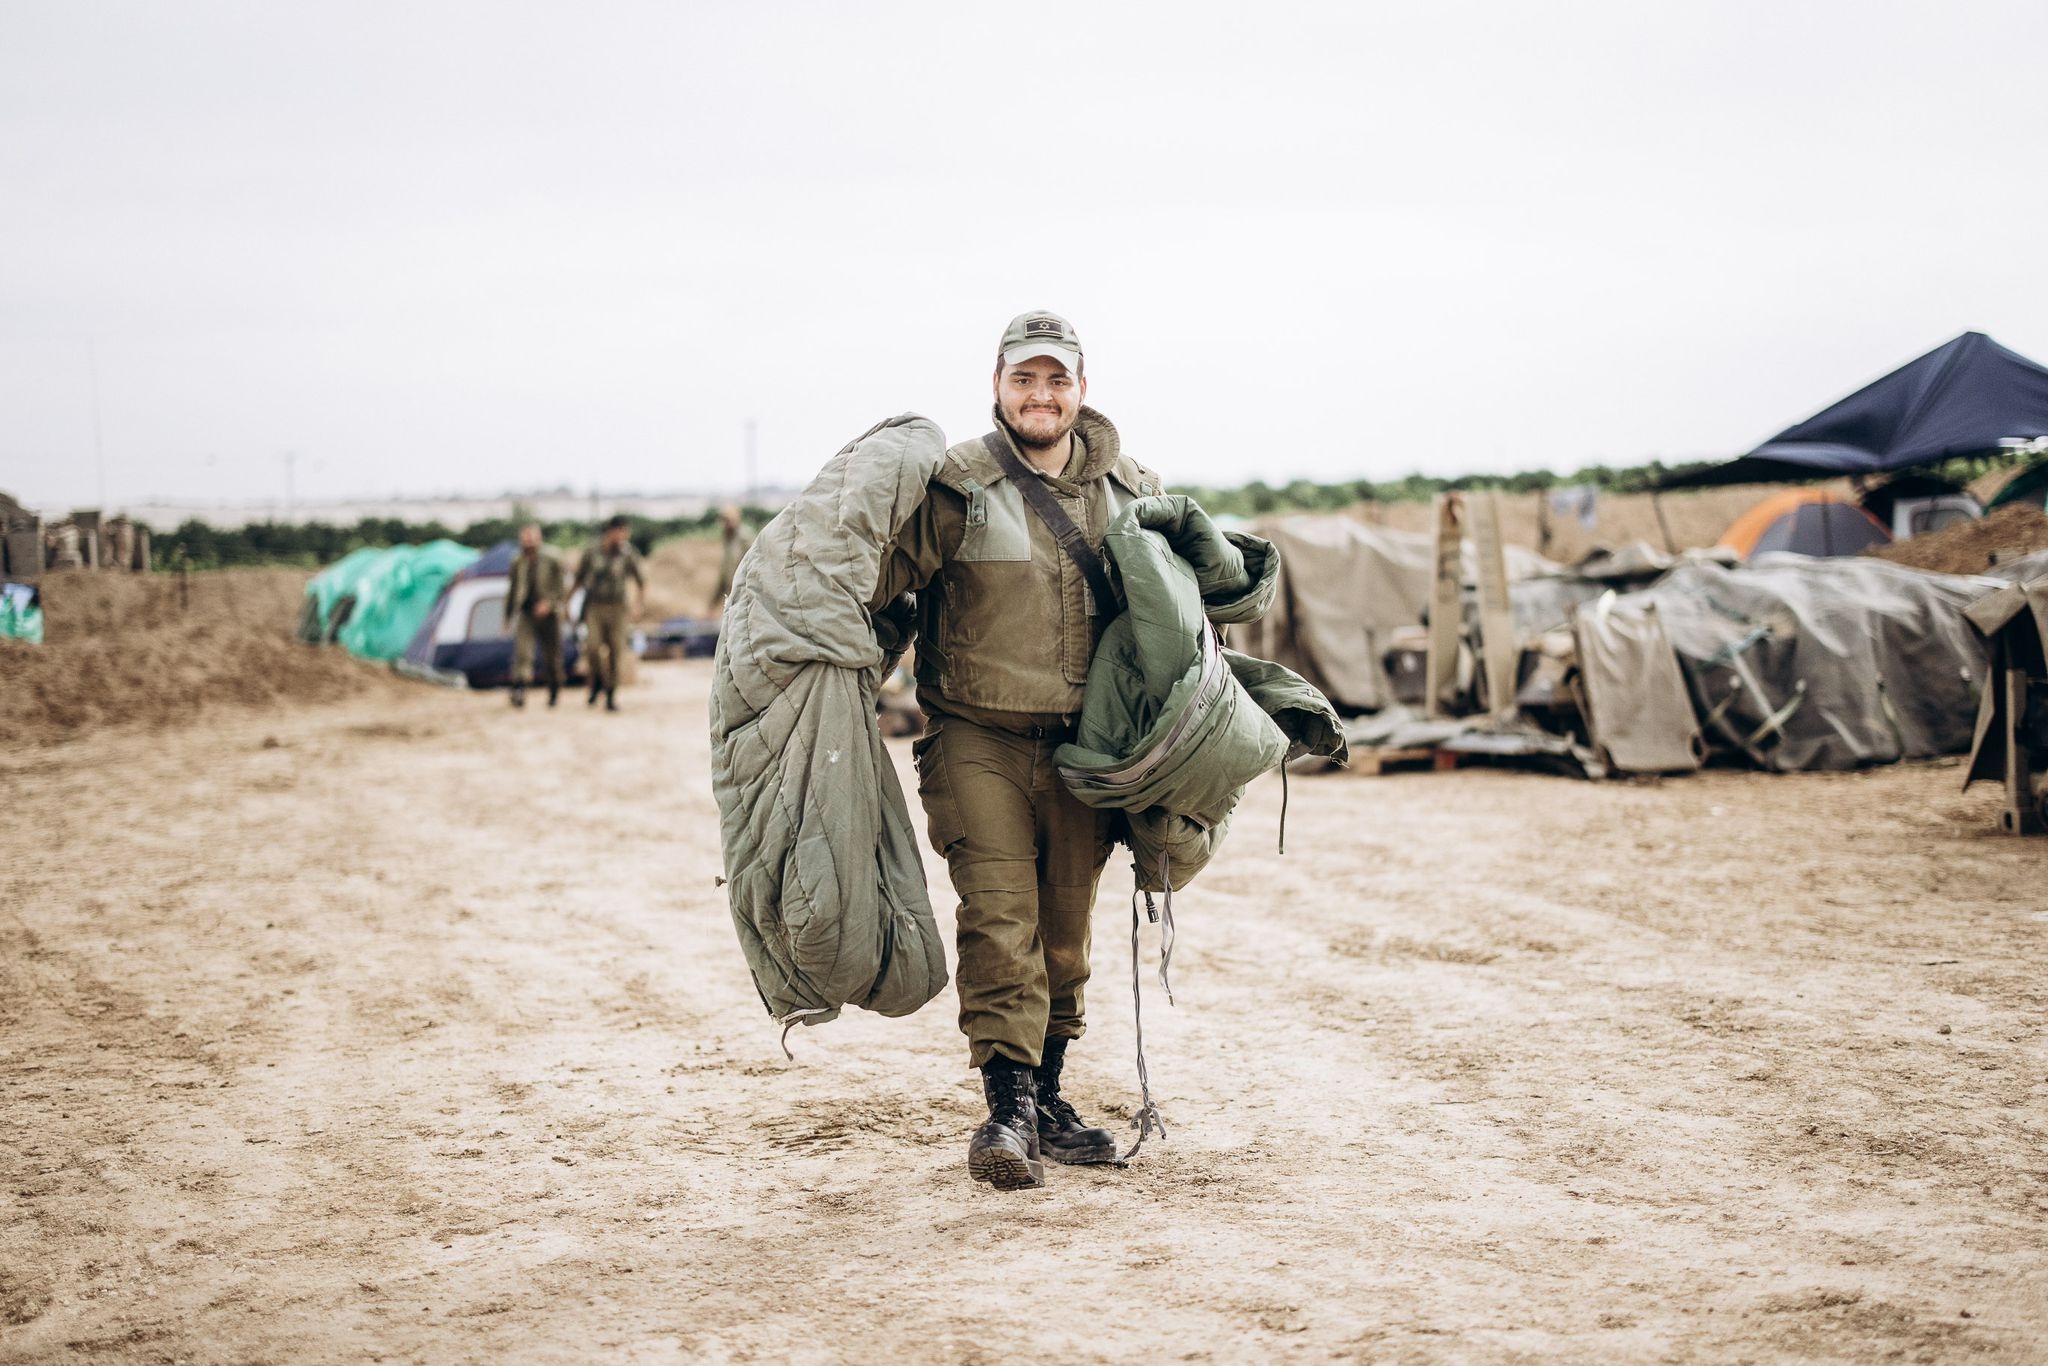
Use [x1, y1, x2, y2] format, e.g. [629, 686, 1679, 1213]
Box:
[989, 404, 1121, 483]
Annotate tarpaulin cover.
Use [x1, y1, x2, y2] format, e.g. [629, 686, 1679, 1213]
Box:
[335, 541, 480, 662]
[1613, 556, 1992, 771]
[1961, 575, 2048, 792]
[304, 546, 394, 641]
[0, 581, 42, 645]
[1663, 332, 2048, 488]
[1240, 516, 1557, 712]
[1572, 597, 1704, 773]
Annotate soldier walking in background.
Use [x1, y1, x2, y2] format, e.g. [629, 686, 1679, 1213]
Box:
[709, 504, 752, 614]
[506, 522, 567, 708]
[574, 514, 645, 713]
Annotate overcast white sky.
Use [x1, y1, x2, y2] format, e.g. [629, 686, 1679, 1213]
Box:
[4, 0, 2046, 512]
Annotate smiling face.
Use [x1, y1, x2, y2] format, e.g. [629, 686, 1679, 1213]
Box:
[994, 354, 1085, 451]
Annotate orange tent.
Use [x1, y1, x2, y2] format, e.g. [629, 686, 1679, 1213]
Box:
[1718, 489, 1891, 558]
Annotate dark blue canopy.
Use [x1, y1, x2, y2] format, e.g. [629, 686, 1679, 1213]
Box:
[1661, 332, 2048, 488]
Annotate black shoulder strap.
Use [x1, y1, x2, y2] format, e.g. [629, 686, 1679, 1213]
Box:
[980, 431, 1118, 613]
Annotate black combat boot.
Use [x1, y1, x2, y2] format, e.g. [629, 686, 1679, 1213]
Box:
[546, 681, 559, 707]
[587, 676, 602, 706]
[509, 685, 526, 708]
[1034, 1035, 1119, 1165]
[605, 687, 619, 713]
[967, 1057, 1044, 1190]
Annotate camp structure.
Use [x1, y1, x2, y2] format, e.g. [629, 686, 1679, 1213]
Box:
[1573, 556, 1992, 773]
[297, 545, 391, 643]
[1661, 331, 2048, 489]
[1254, 500, 2039, 780]
[302, 539, 607, 688]
[1237, 513, 1562, 715]
[1961, 562, 2048, 834]
[397, 540, 586, 687]
[303, 540, 481, 664]
[1717, 489, 1891, 559]
[1, 491, 43, 577]
[0, 580, 43, 644]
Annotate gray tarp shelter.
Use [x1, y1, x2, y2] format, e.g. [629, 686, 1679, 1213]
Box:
[1961, 569, 2048, 833]
[1572, 595, 1704, 773]
[1240, 516, 1557, 713]
[1576, 556, 1994, 772]
[1251, 516, 2018, 777]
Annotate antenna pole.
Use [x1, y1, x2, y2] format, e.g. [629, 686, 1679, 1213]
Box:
[88, 339, 107, 508]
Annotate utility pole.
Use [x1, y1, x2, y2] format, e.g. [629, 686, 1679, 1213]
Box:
[88, 339, 107, 509]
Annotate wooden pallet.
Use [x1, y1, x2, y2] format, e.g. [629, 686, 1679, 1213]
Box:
[1349, 745, 1441, 776]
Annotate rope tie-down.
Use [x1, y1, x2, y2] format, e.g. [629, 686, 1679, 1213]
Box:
[1120, 882, 1168, 1163]
[1118, 760, 1299, 1163]
[776, 1007, 834, 1061]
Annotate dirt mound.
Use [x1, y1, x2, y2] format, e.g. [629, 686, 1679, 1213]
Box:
[3, 568, 404, 745]
[31, 565, 307, 641]
[1867, 504, 2048, 576]
[639, 535, 727, 622]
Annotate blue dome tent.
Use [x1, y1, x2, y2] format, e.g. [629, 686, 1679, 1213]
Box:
[400, 540, 585, 688]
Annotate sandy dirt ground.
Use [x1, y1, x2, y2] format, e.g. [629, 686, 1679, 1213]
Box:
[4, 661, 2045, 1363]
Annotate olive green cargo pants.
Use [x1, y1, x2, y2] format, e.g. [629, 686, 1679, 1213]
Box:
[583, 602, 630, 690]
[913, 715, 1114, 1069]
[511, 611, 563, 688]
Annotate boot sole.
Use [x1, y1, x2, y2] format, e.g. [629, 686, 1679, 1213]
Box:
[968, 1146, 1045, 1191]
[1043, 1139, 1121, 1166]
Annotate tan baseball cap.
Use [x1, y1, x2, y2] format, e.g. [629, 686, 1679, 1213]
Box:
[999, 310, 1084, 373]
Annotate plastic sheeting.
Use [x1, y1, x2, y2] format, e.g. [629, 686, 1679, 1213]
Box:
[1572, 596, 1704, 773]
[303, 546, 396, 642]
[1624, 556, 1991, 771]
[0, 581, 42, 644]
[333, 541, 481, 662]
[1242, 516, 1557, 713]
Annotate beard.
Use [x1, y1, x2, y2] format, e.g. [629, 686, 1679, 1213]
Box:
[1004, 402, 1079, 451]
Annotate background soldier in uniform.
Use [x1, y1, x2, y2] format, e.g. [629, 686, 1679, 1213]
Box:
[709, 504, 751, 614]
[574, 514, 645, 713]
[870, 311, 1165, 1191]
[505, 522, 567, 708]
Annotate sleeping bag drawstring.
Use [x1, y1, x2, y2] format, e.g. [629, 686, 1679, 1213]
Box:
[776, 1007, 833, 1060]
[1278, 761, 1290, 855]
[1120, 880, 1169, 1163]
[1157, 848, 1177, 1005]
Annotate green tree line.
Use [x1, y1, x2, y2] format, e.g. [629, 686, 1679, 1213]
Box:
[156, 458, 1721, 569]
[158, 506, 776, 571]
[1167, 459, 1720, 519]
[149, 448, 2023, 570]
